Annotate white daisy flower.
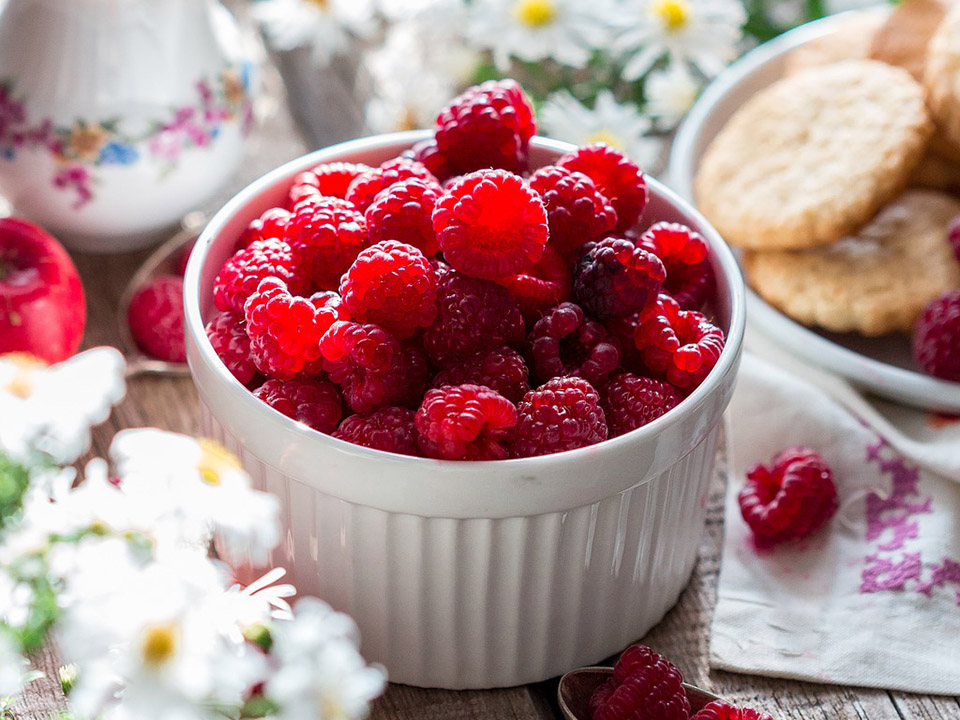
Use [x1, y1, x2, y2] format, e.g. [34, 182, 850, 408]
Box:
[539, 90, 661, 169]
[465, 0, 619, 70]
[614, 0, 746, 81]
[643, 63, 700, 124]
[253, 0, 378, 65]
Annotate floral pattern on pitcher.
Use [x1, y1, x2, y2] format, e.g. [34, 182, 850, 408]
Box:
[0, 64, 253, 209]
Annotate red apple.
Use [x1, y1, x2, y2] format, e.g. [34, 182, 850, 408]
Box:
[0, 217, 86, 364]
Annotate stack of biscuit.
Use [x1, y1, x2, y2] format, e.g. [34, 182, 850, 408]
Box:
[695, 0, 960, 338]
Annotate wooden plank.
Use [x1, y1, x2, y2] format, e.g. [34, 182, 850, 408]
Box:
[889, 692, 960, 719]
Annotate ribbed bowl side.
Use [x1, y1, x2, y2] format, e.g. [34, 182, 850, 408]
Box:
[200, 404, 716, 689]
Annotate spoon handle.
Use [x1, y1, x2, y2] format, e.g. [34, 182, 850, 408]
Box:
[124, 355, 192, 379]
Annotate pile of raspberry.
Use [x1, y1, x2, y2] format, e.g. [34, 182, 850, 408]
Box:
[206, 79, 726, 460]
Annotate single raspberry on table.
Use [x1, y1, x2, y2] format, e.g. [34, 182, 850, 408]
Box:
[574, 237, 666, 320]
[339, 240, 438, 339]
[288, 162, 371, 207]
[287, 196, 371, 290]
[558, 143, 647, 234]
[415, 384, 517, 460]
[422, 271, 525, 367]
[127, 274, 186, 363]
[345, 157, 438, 213]
[738, 447, 838, 547]
[365, 178, 443, 257]
[244, 279, 346, 381]
[527, 302, 620, 390]
[602, 373, 682, 436]
[510, 376, 607, 458]
[634, 297, 725, 389]
[691, 701, 775, 720]
[205, 311, 260, 387]
[253, 377, 342, 434]
[431, 346, 530, 404]
[333, 406, 418, 456]
[637, 222, 714, 311]
[528, 165, 618, 258]
[494, 245, 572, 321]
[236, 207, 292, 252]
[408, 139, 458, 183]
[213, 237, 307, 314]
[589, 644, 689, 720]
[432, 169, 548, 279]
[912, 290, 960, 381]
[435, 78, 536, 174]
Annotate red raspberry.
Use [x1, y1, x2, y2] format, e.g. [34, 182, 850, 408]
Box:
[346, 157, 438, 213]
[288, 197, 370, 290]
[605, 313, 648, 375]
[431, 346, 530, 404]
[510, 376, 607, 458]
[205, 311, 260, 387]
[288, 162, 371, 207]
[423, 272, 525, 367]
[912, 290, 960, 381]
[339, 240, 438, 339]
[589, 645, 689, 720]
[435, 79, 535, 174]
[574, 237, 666, 320]
[948, 214, 960, 263]
[253, 377, 342, 433]
[333, 406, 418, 456]
[408, 139, 458, 183]
[637, 222, 714, 311]
[602, 373, 682, 436]
[244, 279, 346, 380]
[634, 299, 725, 389]
[433, 169, 548, 279]
[365, 178, 443, 257]
[558, 143, 647, 233]
[527, 302, 620, 389]
[127, 274, 186, 363]
[214, 238, 308, 314]
[691, 701, 775, 720]
[237, 207, 292, 252]
[739, 447, 838, 547]
[494, 245, 572, 321]
[415, 384, 517, 460]
[529, 165, 617, 258]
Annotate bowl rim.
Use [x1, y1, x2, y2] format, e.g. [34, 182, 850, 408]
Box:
[184, 130, 746, 470]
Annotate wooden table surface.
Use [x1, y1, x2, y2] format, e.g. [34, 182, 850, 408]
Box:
[11, 47, 960, 720]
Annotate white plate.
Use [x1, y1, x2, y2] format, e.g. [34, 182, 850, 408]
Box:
[669, 11, 960, 414]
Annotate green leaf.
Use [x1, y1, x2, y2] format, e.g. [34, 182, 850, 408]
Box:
[0, 453, 31, 531]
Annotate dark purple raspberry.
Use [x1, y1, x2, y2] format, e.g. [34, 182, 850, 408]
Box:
[602, 373, 682, 436]
[415, 384, 517, 460]
[574, 237, 666, 320]
[431, 346, 530, 404]
[510, 376, 607, 458]
[333, 406, 418, 456]
[529, 165, 617, 258]
[205, 311, 260, 387]
[527, 302, 620, 389]
[253, 377, 342, 433]
[912, 290, 960, 381]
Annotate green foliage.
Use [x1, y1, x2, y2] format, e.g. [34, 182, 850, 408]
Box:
[0, 454, 30, 531]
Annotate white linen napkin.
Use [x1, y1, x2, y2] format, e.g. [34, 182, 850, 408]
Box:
[711, 330, 960, 694]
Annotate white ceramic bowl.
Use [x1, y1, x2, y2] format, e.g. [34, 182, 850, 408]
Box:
[669, 11, 960, 413]
[184, 131, 746, 689]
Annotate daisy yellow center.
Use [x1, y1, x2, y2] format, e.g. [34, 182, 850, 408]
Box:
[1, 353, 46, 399]
[304, 0, 330, 9]
[585, 130, 624, 151]
[652, 0, 690, 30]
[196, 438, 241, 486]
[512, 0, 557, 27]
[140, 623, 178, 667]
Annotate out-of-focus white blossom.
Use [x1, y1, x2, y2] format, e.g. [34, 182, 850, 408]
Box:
[254, 0, 378, 65]
[644, 63, 700, 124]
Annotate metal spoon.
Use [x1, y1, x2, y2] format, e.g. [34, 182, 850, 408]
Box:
[116, 212, 206, 379]
[557, 666, 723, 720]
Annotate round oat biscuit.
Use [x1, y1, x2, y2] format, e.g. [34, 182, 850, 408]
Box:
[742, 190, 960, 336]
[924, 4, 960, 153]
[784, 10, 886, 77]
[695, 60, 932, 250]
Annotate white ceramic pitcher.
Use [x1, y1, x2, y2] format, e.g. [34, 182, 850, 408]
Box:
[0, 0, 256, 252]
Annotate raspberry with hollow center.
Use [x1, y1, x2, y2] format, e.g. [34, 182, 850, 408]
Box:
[423, 272, 525, 367]
[634, 300, 725, 389]
[128, 274, 186, 363]
[415, 384, 517, 460]
[494, 245, 572, 321]
[589, 644, 689, 720]
[333, 406, 418, 456]
[244, 279, 346, 380]
[529, 165, 618, 258]
[253, 377, 342, 434]
[691, 701, 775, 720]
[213, 237, 308, 314]
[510, 376, 608, 458]
[738, 447, 838, 547]
[288, 197, 370, 290]
[339, 240, 438, 339]
[435, 79, 536, 174]
[288, 162, 371, 207]
[365, 178, 443, 257]
[431, 346, 530, 404]
[346, 157, 438, 213]
[912, 290, 960, 381]
[637, 222, 714, 311]
[558, 143, 647, 233]
[433, 169, 548, 279]
[237, 207, 292, 252]
[527, 302, 621, 390]
[602, 373, 682, 436]
[574, 237, 666, 320]
[205, 311, 260, 387]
